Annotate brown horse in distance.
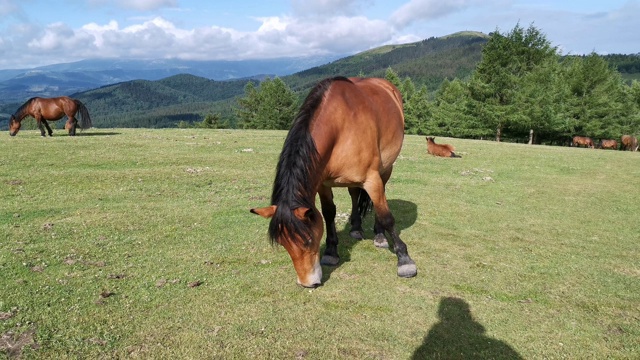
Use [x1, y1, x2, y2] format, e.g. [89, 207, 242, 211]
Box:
[426, 137, 461, 158]
[251, 77, 417, 288]
[598, 139, 618, 150]
[9, 96, 92, 137]
[621, 135, 639, 151]
[572, 136, 594, 148]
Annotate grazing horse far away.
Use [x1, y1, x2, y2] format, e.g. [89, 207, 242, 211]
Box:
[426, 136, 461, 158]
[9, 96, 92, 137]
[621, 135, 639, 151]
[250, 77, 417, 288]
[572, 136, 594, 148]
[598, 139, 618, 150]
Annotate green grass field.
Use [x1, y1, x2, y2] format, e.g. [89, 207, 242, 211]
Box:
[1, 129, 639, 359]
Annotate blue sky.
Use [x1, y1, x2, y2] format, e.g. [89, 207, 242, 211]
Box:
[0, 0, 638, 69]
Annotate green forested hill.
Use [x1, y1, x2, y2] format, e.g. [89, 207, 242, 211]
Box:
[285, 31, 488, 92]
[74, 74, 251, 128]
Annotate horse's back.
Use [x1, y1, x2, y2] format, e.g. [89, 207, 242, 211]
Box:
[315, 78, 404, 185]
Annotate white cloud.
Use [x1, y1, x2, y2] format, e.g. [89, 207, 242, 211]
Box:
[8, 12, 397, 65]
[291, 0, 372, 17]
[116, 0, 177, 11]
[0, 0, 20, 16]
[390, 0, 478, 29]
[1, 1, 639, 69]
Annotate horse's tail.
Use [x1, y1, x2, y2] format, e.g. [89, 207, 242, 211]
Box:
[355, 188, 373, 219]
[450, 152, 462, 158]
[75, 100, 92, 129]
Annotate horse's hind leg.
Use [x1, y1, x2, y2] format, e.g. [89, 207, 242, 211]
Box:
[319, 186, 340, 266]
[348, 187, 364, 239]
[364, 176, 417, 278]
[66, 117, 77, 136]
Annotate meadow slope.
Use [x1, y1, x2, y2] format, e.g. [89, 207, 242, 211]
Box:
[1, 129, 638, 359]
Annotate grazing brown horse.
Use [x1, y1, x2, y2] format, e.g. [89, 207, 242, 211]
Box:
[572, 136, 594, 148]
[426, 136, 461, 158]
[598, 139, 618, 150]
[621, 135, 639, 151]
[251, 77, 417, 288]
[9, 96, 92, 137]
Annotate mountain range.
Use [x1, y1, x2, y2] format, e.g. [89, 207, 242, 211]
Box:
[2, 31, 638, 130]
[0, 56, 340, 103]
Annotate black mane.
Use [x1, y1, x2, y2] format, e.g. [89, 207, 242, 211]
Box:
[13, 98, 36, 119]
[268, 76, 352, 245]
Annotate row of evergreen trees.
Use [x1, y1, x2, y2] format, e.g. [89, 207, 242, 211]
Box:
[224, 24, 640, 144]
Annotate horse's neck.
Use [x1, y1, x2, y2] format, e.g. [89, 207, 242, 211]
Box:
[14, 110, 29, 121]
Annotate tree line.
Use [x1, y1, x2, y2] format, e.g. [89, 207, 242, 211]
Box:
[231, 24, 640, 145]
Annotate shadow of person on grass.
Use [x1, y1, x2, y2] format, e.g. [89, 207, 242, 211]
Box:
[412, 297, 523, 360]
[321, 198, 418, 282]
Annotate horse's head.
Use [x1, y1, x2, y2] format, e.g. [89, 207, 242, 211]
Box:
[251, 204, 324, 288]
[8, 115, 21, 136]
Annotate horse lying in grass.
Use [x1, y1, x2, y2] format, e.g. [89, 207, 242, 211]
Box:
[426, 137, 461, 158]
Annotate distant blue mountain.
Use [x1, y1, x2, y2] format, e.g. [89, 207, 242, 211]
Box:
[0, 56, 341, 103]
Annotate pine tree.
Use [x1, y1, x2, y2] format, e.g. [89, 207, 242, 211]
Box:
[468, 23, 559, 142]
[234, 78, 299, 130]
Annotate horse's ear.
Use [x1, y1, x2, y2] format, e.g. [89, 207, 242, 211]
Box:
[250, 205, 277, 219]
[293, 207, 312, 220]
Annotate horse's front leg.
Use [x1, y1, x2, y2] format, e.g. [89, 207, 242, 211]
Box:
[372, 215, 389, 248]
[42, 121, 54, 137]
[319, 186, 340, 266]
[35, 117, 47, 137]
[372, 170, 393, 248]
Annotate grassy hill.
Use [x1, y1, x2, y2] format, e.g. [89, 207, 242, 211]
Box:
[1, 129, 638, 358]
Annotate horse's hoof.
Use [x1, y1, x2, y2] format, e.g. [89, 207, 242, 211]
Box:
[398, 263, 417, 278]
[320, 255, 339, 266]
[349, 230, 364, 240]
[373, 234, 389, 248]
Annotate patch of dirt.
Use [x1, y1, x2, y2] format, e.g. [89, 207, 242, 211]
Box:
[7, 180, 23, 186]
[0, 328, 39, 358]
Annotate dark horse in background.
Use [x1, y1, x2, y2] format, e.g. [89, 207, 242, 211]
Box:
[572, 136, 594, 148]
[9, 96, 92, 136]
[251, 77, 417, 288]
[598, 139, 618, 150]
[621, 135, 639, 151]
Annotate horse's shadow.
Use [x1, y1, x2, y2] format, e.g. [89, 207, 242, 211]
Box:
[412, 297, 523, 359]
[321, 199, 418, 282]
